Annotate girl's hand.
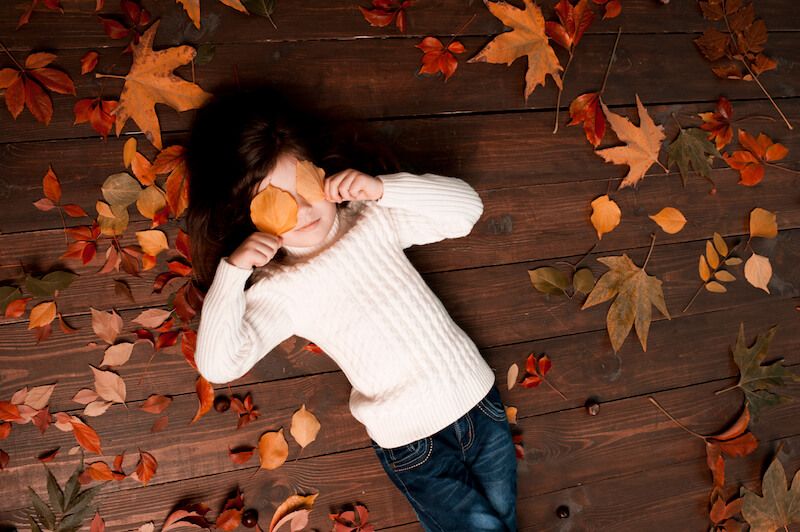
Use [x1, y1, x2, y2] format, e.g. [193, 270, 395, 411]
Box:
[324, 169, 384, 203]
[227, 232, 284, 270]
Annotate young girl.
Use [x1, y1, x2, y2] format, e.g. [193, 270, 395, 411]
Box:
[186, 85, 518, 531]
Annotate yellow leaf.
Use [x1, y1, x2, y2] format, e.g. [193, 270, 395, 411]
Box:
[705, 281, 727, 293]
[590, 194, 621, 239]
[290, 404, 320, 449]
[713, 231, 728, 256]
[259, 428, 289, 470]
[176, 0, 249, 30]
[714, 270, 736, 282]
[749, 207, 777, 239]
[744, 253, 772, 293]
[295, 159, 326, 204]
[507, 363, 519, 390]
[109, 20, 213, 149]
[699, 254, 711, 281]
[648, 206, 686, 234]
[29, 301, 56, 329]
[595, 94, 666, 190]
[466, 0, 563, 101]
[136, 229, 169, 256]
[706, 240, 719, 269]
[250, 184, 298, 235]
[123, 137, 137, 168]
[136, 185, 168, 220]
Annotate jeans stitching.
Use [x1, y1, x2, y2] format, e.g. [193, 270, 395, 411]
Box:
[392, 437, 434, 472]
[462, 410, 475, 453]
[476, 399, 506, 422]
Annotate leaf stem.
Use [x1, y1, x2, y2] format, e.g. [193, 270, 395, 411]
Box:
[543, 377, 568, 400]
[599, 26, 622, 95]
[0, 40, 26, 71]
[443, 13, 477, 51]
[641, 232, 656, 272]
[648, 396, 705, 440]
[94, 73, 126, 80]
[714, 383, 739, 395]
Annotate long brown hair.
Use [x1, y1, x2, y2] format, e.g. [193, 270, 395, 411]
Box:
[185, 82, 401, 292]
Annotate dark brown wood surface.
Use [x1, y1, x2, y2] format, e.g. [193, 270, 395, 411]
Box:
[1, 0, 799, 530]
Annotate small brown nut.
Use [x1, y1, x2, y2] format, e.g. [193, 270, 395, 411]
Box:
[556, 505, 570, 518]
[242, 508, 258, 527]
[584, 398, 600, 416]
[213, 395, 230, 413]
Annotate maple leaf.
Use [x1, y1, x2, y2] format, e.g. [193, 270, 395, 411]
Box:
[415, 37, 465, 82]
[467, 0, 563, 101]
[99, 19, 213, 149]
[667, 126, 723, 187]
[741, 454, 800, 531]
[698, 95, 734, 151]
[568, 91, 606, 147]
[715, 323, 800, 420]
[722, 128, 788, 186]
[595, 94, 667, 190]
[176, 0, 249, 30]
[0, 51, 76, 125]
[581, 252, 670, 352]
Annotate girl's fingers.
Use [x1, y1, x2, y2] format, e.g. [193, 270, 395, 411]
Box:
[339, 173, 358, 200]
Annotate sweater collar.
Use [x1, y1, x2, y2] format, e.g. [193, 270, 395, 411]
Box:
[281, 207, 342, 259]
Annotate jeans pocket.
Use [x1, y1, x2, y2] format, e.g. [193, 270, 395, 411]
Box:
[384, 436, 434, 472]
[475, 386, 507, 422]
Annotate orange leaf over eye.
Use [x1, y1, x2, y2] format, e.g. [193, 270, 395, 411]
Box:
[295, 159, 326, 203]
[249, 184, 298, 235]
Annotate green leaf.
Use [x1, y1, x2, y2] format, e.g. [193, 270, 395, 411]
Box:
[24, 271, 79, 298]
[29, 513, 43, 532]
[0, 285, 24, 314]
[28, 486, 56, 530]
[58, 502, 95, 531]
[667, 127, 722, 186]
[741, 455, 800, 531]
[528, 266, 570, 295]
[45, 466, 64, 514]
[63, 484, 102, 519]
[62, 468, 80, 510]
[721, 323, 800, 420]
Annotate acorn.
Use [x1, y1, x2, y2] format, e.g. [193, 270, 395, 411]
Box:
[213, 395, 230, 413]
[556, 505, 570, 518]
[584, 398, 599, 416]
[242, 508, 258, 527]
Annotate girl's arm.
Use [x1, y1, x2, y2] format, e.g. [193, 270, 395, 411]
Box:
[194, 256, 294, 384]
[374, 171, 484, 249]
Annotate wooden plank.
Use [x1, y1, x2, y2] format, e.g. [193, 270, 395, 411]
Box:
[520, 433, 800, 530]
[1, 0, 796, 51]
[1, 287, 797, 515]
[3, 98, 799, 235]
[0, 32, 797, 144]
[1, 356, 798, 530]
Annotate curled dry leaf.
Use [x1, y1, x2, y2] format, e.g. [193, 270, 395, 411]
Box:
[270, 493, 319, 532]
[590, 194, 621, 239]
[191, 375, 214, 423]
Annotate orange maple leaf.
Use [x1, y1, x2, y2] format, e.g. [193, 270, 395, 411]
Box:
[595, 94, 666, 189]
[100, 20, 213, 150]
[467, 0, 563, 101]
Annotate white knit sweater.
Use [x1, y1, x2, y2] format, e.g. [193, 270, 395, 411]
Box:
[194, 171, 497, 448]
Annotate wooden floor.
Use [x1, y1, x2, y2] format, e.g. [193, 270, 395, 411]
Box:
[1, 1, 800, 530]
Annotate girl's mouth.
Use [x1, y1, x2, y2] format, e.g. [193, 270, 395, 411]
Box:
[297, 218, 320, 231]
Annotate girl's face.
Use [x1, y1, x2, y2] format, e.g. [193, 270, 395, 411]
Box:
[253, 152, 337, 248]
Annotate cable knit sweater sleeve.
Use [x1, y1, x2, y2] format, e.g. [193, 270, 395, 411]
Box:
[374, 172, 484, 249]
[194, 256, 294, 384]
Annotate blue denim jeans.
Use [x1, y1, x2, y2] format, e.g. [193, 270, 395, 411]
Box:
[370, 383, 518, 531]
